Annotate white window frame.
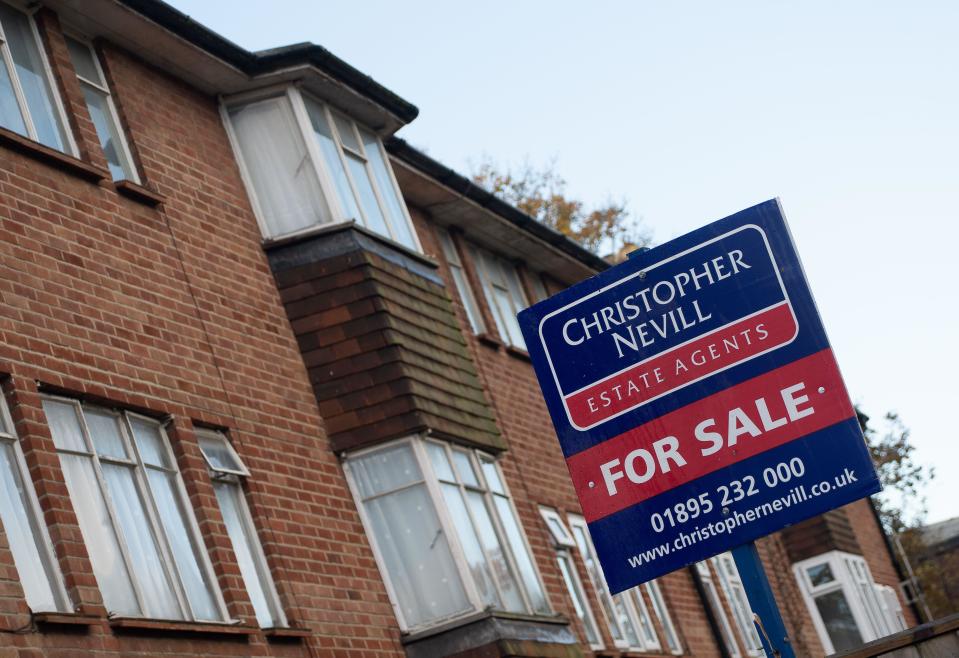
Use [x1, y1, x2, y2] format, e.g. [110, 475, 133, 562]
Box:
[0, 392, 71, 612]
[0, 1, 76, 154]
[471, 245, 530, 349]
[567, 514, 664, 653]
[196, 428, 287, 628]
[696, 561, 741, 658]
[645, 579, 682, 655]
[539, 507, 603, 651]
[220, 85, 420, 251]
[43, 395, 228, 621]
[437, 228, 485, 334]
[343, 436, 549, 632]
[712, 552, 763, 657]
[793, 550, 892, 654]
[63, 34, 138, 182]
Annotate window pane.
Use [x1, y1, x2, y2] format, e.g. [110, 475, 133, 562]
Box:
[611, 593, 642, 647]
[332, 113, 361, 152]
[557, 553, 600, 646]
[450, 266, 484, 333]
[465, 490, 523, 611]
[345, 152, 390, 237]
[79, 85, 128, 181]
[58, 453, 139, 615]
[351, 443, 421, 498]
[214, 480, 279, 627]
[229, 98, 331, 237]
[493, 495, 549, 614]
[83, 408, 128, 460]
[0, 4, 66, 150]
[0, 441, 59, 610]
[451, 449, 479, 488]
[815, 589, 864, 652]
[0, 56, 27, 135]
[571, 523, 625, 642]
[439, 483, 499, 608]
[146, 468, 220, 620]
[807, 562, 835, 587]
[630, 588, 661, 649]
[360, 128, 416, 249]
[100, 463, 181, 619]
[128, 417, 169, 468]
[479, 458, 504, 495]
[304, 98, 361, 221]
[646, 581, 681, 653]
[64, 37, 101, 83]
[425, 442, 455, 483]
[42, 399, 87, 452]
[197, 432, 245, 474]
[364, 482, 470, 627]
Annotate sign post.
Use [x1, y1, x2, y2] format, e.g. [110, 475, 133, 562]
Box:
[517, 199, 880, 653]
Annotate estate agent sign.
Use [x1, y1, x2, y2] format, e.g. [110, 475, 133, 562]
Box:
[518, 199, 880, 593]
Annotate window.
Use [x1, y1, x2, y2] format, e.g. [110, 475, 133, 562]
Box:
[793, 551, 896, 654]
[224, 87, 418, 250]
[344, 437, 548, 631]
[645, 580, 682, 654]
[0, 393, 70, 612]
[567, 514, 664, 652]
[0, 2, 72, 151]
[42, 397, 226, 621]
[712, 552, 763, 656]
[471, 246, 530, 349]
[540, 507, 602, 649]
[695, 561, 741, 658]
[196, 429, 286, 628]
[64, 36, 136, 181]
[437, 229, 485, 334]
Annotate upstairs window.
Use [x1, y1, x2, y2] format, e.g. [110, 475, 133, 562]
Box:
[344, 437, 549, 631]
[197, 429, 287, 628]
[437, 229, 485, 334]
[225, 87, 418, 250]
[0, 393, 70, 612]
[42, 397, 227, 621]
[65, 36, 137, 181]
[471, 246, 529, 349]
[712, 552, 764, 656]
[0, 2, 72, 152]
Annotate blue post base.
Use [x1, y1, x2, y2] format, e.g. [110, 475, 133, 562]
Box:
[731, 542, 797, 658]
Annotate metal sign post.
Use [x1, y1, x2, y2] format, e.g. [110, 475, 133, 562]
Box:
[731, 541, 796, 658]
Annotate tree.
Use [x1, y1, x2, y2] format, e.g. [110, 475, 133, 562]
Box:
[857, 408, 932, 535]
[472, 159, 650, 259]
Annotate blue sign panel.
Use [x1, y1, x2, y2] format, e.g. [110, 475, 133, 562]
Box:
[518, 199, 880, 593]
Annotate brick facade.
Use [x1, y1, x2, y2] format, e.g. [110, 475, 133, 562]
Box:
[0, 2, 917, 657]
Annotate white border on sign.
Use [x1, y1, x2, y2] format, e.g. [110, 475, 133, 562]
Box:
[537, 224, 799, 432]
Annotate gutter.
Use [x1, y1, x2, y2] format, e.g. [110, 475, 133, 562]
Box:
[385, 136, 610, 273]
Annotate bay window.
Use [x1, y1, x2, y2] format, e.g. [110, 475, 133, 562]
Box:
[0, 2, 72, 152]
[344, 437, 549, 631]
[224, 87, 418, 250]
[794, 551, 903, 654]
[196, 429, 286, 628]
[42, 397, 226, 621]
[0, 393, 70, 612]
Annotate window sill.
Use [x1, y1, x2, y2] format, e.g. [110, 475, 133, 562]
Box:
[476, 332, 503, 349]
[263, 626, 312, 639]
[114, 179, 165, 207]
[0, 126, 107, 183]
[33, 611, 101, 628]
[505, 345, 531, 361]
[108, 617, 257, 637]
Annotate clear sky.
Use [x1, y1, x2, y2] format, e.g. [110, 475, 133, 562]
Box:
[169, 1, 958, 524]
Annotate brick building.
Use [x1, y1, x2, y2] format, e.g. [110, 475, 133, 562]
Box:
[0, 0, 919, 656]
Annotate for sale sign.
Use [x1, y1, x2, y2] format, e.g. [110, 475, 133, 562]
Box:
[518, 199, 880, 593]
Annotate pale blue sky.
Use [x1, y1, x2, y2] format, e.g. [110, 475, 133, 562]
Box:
[169, 1, 958, 523]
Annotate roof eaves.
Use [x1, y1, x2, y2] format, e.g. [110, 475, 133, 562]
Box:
[115, 0, 418, 123]
[385, 137, 609, 273]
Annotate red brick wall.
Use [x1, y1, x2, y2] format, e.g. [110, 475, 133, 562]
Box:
[0, 17, 404, 657]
